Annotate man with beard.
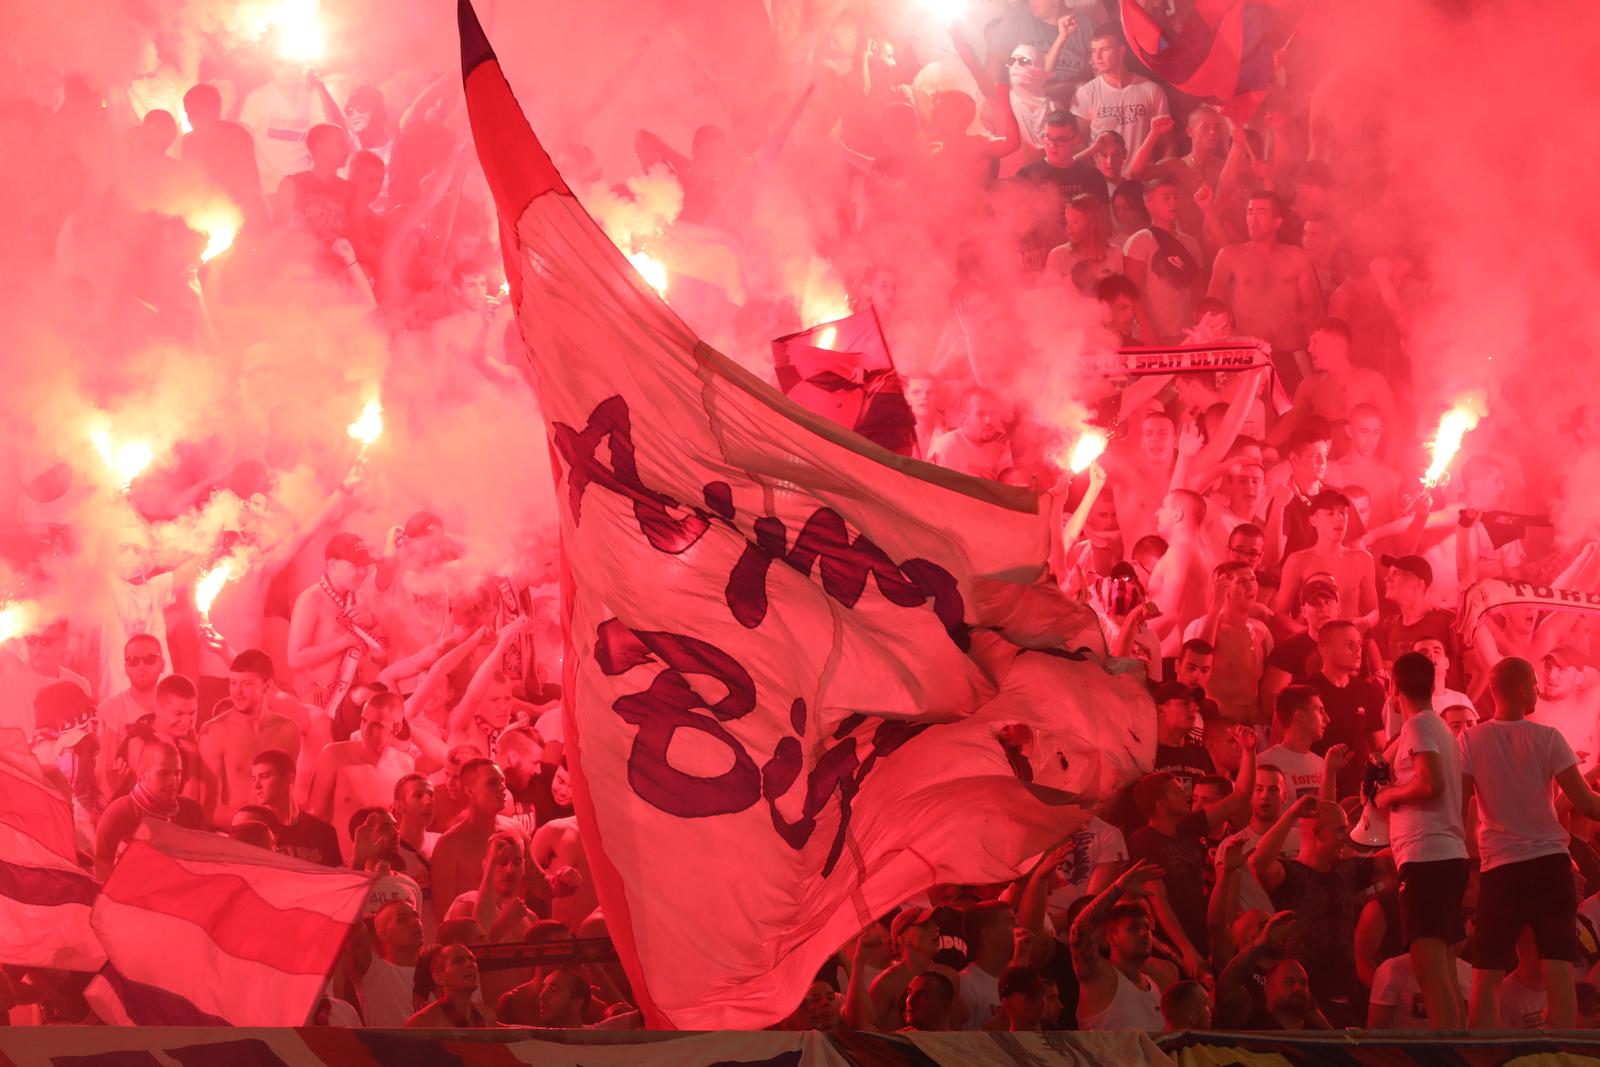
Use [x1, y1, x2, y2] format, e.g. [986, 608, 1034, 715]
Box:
[1209, 192, 1322, 363]
[446, 832, 537, 1005]
[98, 634, 164, 749]
[1530, 645, 1600, 769]
[927, 388, 1013, 481]
[306, 691, 414, 863]
[94, 741, 206, 878]
[197, 650, 301, 825]
[1073, 862, 1170, 1030]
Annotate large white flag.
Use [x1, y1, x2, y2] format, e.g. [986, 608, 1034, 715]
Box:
[459, 0, 1154, 1029]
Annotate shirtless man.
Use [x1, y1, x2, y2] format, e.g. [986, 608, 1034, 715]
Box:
[531, 814, 598, 933]
[200, 476, 355, 711]
[287, 532, 384, 710]
[1148, 490, 1213, 655]
[1530, 645, 1600, 770]
[1105, 409, 1177, 550]
[447, 618, 535, 759]
[303, 690, 413, 862]
[865, 908, 967, 1031]
[1275, 491, 1378, 630]
[1270, 321, 1397, 453]
[197, 650, 302, 824]
[1208, 191, 1322, 362]
[430, 758, 509, 924]
[1325, 404, 1403, 525]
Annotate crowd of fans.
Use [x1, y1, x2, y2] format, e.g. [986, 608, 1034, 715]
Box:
[2, 0, 1598, 1036]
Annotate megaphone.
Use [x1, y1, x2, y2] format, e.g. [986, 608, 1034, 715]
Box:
[1349, 801, 1389, 848]
[1349, 755, 1394, 848]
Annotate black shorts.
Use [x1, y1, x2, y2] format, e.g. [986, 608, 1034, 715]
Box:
[1398, 858, 1470, 946]
[1474, 852, 1579, 971]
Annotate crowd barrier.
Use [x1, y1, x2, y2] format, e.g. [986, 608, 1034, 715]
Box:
[4, 1026, 1600, 1066]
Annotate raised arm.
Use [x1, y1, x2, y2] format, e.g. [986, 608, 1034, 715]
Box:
[1201, 726, 1256, 832]
[1069, 861, 1165, 983]
[448, 617, 532, 736]
[1128, 114, 1176, 180]
[1250, 793, 1318, 892]
[1216, 910, 1295, 1026]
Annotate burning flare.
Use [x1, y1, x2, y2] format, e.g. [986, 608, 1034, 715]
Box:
[1422, 393, 1488, 488]
[258, 0, 325, 63]
[347, 398, 384, 449]
[1066, 429, 1108, 474]
[0, 602, 38, 645]
[90, 424, 155, 492]
[186, 202, 243, 263]
[628, 252, 669, 297]
[922, 0, 968, 22]
[814, 325, 839, 350]
[194, 559, 237, 620]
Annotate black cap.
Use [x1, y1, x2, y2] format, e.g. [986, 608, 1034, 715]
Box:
[1380, 554, 1433, 587]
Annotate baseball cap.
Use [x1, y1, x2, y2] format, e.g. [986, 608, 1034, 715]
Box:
[1299, 574, 1339, 608]
[1545, 644, 1586, 670]
[403, 510, 444, 540]
[325, 532, 376, 566]
[890, 906, 937, 940]
[1380, 554, 1433, 587]
[1310, 489, 1352, 513]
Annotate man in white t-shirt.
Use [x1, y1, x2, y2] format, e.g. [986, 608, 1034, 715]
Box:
[1382, 636, 1474, 740]
[1257, 685, 1335, 799]
[0, 621, 93, 734]
[927, 388, 1013, 481]
[1373, 652, 1468, 1029]
[1458, 656, 1600, 1029]
[1045, 816, 1128, 928]
[358, 899, 422, 1026]
[1214, 765, 1296, 919]
[1368, 950, 1472, 1030]
[1070, 25, 1169, 174]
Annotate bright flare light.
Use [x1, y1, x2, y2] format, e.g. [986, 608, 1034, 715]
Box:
[347, 398, 384, 449]
[186, 202, 243, 262]
[922, 0, 968, 22]
[815, 325, 839, 350]
[0, 602, 39, 644]
[194, 559, 237, 620]
[263, 0, 325, 62]
[90, 426, 155, 491]
[1066, 429, 1108, 474]
[1422, 393, 1488, 488]
[628, 252, 669, 297]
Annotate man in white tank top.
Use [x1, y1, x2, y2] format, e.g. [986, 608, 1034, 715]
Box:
[1070, 860, 1168, 1030]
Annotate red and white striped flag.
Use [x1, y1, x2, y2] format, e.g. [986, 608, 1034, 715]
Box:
[85, 819, 372, 1026]
[459, 0, 1153, 1029]
[0, 729, 104, 971]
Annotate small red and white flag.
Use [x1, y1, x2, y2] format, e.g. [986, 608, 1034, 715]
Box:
[0, 729, 104, 972]
[85, 819, 372, 1026]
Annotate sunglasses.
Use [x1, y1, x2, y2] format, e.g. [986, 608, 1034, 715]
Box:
[1008, 55, 1034, 67]
[125, 654, 162, 667]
